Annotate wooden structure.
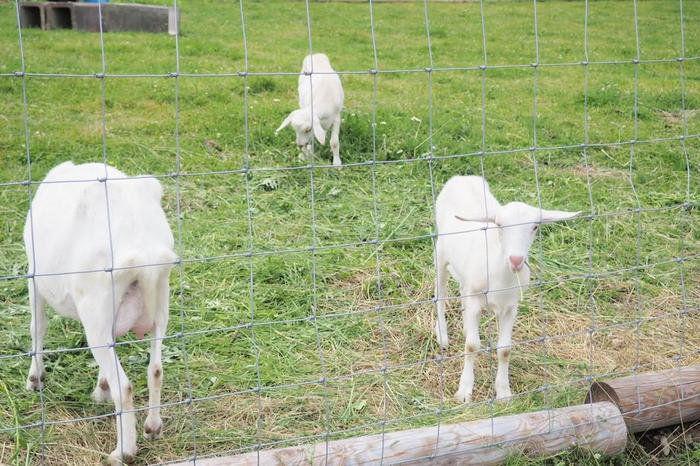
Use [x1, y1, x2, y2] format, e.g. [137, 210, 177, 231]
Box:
[587, 364, 700, 433]
[172, 402, 626, 466]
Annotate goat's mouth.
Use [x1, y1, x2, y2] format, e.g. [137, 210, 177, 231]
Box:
[509, 261, 532, 273]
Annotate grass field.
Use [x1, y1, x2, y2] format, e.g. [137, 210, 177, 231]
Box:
[1, 0, 699, 464]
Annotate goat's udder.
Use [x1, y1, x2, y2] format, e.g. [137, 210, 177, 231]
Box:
[131, 321, 154, 340]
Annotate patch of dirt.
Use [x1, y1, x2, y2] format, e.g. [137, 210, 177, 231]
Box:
[635, 422, 700, 463]
[658, 109, 699, 127]
[567, 163, 629, 180]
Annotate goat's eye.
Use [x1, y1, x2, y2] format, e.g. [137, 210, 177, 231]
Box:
[532, 225, 539, 232]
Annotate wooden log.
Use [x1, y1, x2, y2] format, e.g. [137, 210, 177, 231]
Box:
[171, 402, 626, 466]
[587, 364, 700, 433]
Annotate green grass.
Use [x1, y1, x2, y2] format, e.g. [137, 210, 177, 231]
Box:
[1, 0, 699, 464]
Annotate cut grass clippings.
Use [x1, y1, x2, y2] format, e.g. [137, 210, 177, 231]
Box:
[0, 0, 699, 464]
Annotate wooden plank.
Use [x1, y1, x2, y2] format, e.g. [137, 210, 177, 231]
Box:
[587, 364, 700, 433]
[171, 402, 626, 466]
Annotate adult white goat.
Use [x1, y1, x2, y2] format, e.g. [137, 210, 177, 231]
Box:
[24, 161, 176, 465]
[434, 176, 580, 403]
[276, 53, 344, 166]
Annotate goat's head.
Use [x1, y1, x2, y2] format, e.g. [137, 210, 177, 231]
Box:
[456, 202, 580, 273]
[276, 108, 326, 150]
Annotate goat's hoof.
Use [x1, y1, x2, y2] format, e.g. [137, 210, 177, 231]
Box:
[496, 389, 513, 402]
[433, 326, 450, 350]
[144, 417, 162, 440]
[434, 330, 449, 349]
[454, 390, 472, 404]
[26, 373, 44, 391]
[109, 450, 136, 465]
[332, 160, 342, 167]
[92, 387, 111, 403]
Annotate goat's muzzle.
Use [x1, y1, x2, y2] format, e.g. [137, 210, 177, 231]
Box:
[509, 255, 524, 272]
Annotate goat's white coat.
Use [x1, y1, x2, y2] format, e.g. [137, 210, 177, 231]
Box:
[24, 161, 176, 465]
[434, 176, 580, 403]
[276, 53, 344, 166]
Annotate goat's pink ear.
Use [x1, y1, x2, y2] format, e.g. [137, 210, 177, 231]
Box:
[454, 214, 496, 224]
[276, 113, 293, 134]
[539, 209, 581, 224]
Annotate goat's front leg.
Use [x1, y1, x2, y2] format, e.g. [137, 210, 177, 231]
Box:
[80, 297, 137, 465]
[330, 115, 341, 167]
[494, 306, 517, 400]
[455, 296, 481, 403]
[26, 284, 47, 391]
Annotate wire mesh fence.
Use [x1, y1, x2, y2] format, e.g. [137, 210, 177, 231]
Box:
[1, 0, 698, 464]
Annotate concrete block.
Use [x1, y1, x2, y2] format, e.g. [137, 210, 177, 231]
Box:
[19, 2, 46, 29]
[168, 6, 179, 36]
[70, 3, 100, 32]
[44, 2, 74, 30]
[72, 4, 179, 35]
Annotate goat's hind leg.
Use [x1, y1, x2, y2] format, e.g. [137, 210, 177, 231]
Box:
[92, 368, 111, 402]
[144, 276, 170, 441]
[79, 295, 138, 465]
[26, 283, 47, 391]
[434, 249, 449, 349]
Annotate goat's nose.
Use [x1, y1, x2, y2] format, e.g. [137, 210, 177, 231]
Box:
[509, 255, 524, 269]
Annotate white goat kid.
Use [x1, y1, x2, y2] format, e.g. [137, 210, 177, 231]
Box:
[24, 161, 176, 465]
[276, 53, 344, 166]
[434, 176, 579, 403]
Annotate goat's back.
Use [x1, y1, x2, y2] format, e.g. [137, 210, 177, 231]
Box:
[24, 161, 174, 276]
[298, 54, 343, 111]
[435, 176, 500, 234]
[301, 53, 334, 73]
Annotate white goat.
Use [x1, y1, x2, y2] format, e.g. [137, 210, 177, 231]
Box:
[24, 161, 176, 465]
[276, 53, 344, 166]
[434, 176, 580, 403]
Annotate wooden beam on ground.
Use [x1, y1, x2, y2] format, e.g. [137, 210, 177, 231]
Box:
[171, 402, 626, 466]
[587, 364, 700, 433]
